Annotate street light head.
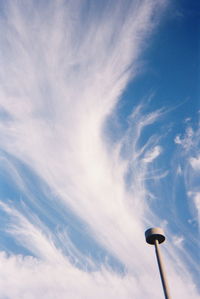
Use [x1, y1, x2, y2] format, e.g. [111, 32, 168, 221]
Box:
[145, 227, 165, 245]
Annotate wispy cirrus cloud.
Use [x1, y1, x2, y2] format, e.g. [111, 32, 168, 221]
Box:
[190, 155, 200, 171]
[171, 120, 200, 282]
[174, 122, 200, 221]
[0, 0, 199, 298]
[143, 145, 162, 163]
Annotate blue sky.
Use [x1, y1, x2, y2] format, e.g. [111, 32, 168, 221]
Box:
[0, 0, 199, 298]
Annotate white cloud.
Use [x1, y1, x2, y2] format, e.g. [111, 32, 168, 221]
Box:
[143, 145, 162, 163]
[193, 193, 200, 212]
[176, 164, 182, 175]
[172, 235, 184, 247]
[0, 248, 198, 299]
[0, 0, 199, 298]
[189, 192, 200, 221]
[174, 127, 194, 150]
[175, 123, 200, 229]
[189, 155, 200, 171]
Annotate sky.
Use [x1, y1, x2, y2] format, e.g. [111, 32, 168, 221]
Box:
[0, 0, 199, 298]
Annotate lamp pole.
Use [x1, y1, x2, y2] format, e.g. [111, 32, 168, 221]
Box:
[145, 227, 172, 299]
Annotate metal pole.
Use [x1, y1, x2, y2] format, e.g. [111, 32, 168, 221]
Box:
[154, 239, 172, 299]
[145, 227, 172, 299]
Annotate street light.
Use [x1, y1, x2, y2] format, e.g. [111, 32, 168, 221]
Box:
[145, 227, 172, 299]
